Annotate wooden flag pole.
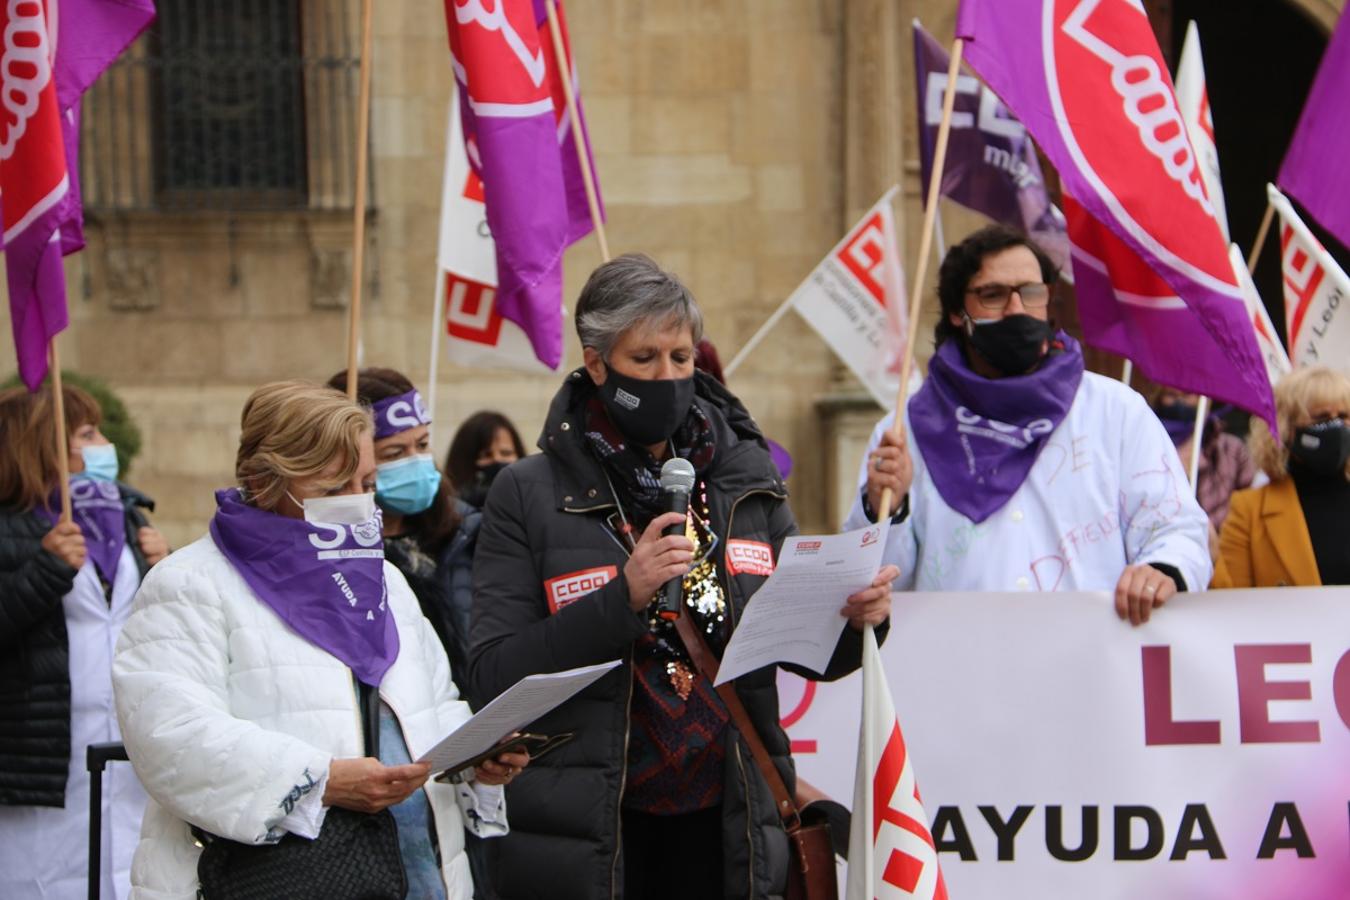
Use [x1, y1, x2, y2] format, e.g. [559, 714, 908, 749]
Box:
[1120, 359, 1133, 386]
[545, 0, 608, 262]
[345, 0, 375, 401]
[1247, 200, 1275, 276]
[425, 271, 447, 440]
[1186, 395, 1209, 490]
[48, 342, 72, 522]
[875, 37, 965, 523]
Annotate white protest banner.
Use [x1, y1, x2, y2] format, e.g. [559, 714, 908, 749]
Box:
[1175, 22, 1229, 242]
[435, 92, 556, 375]
[786, 191, 907, 408]
[1229, 243, 1291, 388]
[778, 588, 1350, 897]
[1269, 184, 1350, 369]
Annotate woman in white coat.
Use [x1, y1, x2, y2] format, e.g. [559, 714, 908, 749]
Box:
[112, 381, 527, 900]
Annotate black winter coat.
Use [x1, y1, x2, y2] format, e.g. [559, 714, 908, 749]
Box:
[469, 370, 874, 900]
[0, 484, 154, 808]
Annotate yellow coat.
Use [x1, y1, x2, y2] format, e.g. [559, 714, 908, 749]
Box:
[1212, 477, 1321, 588]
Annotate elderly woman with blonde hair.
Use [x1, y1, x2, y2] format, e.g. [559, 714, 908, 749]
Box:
[113, 381, 525, 900]
[1214, 366, 1350, 588]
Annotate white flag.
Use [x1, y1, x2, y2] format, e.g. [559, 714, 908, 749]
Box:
[845, 628, 947, 900]
[787, 190, 907, 408]
[1228, 244, 1291, 388]
[1269, 184, 1350, 368]
[435, 91, 556, 374]
[1175, 22, 1230, 242]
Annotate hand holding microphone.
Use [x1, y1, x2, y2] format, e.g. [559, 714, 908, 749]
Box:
[622, 458, 697, 614]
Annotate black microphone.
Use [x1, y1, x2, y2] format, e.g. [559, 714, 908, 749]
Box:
[657, 457, 696, 621]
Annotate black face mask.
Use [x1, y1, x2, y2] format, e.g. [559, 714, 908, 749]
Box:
[1289, 419, 1350, 477]
[598, 364, 695, 447]
[458, 461, 509, 508]
[1155, 401, 1199, 423]
[964, 313, 1053, 376]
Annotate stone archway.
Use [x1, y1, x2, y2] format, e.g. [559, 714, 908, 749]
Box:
[1281, 0, 1344, 35]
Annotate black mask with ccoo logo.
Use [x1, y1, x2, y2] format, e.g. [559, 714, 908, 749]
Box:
[598, 364, 696, 447]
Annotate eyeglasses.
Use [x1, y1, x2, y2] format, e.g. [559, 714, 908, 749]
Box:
[965, 282, 1051, 310]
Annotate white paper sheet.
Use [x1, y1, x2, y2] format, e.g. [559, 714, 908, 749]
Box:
[417, 659, 621, 774]
[714, 521, 890, 685]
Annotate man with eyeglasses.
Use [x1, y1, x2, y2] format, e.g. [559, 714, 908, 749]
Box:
[843, 225, 1211, 624]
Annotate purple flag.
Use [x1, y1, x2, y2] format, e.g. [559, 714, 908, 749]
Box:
[913, 20, 1070, 273]
[955, 0, 1275, 427]
[443, 0, 602, 370]
[1, 0, 154, 390]
[1278, 12, 1350, 252]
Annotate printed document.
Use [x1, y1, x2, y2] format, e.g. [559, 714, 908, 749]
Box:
[418, 659, 621, 773]
[715, 521, 890, 685]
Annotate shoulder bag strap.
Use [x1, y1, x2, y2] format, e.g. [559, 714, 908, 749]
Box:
[672, 613, 801, 830]
[358, 680, 380, 759]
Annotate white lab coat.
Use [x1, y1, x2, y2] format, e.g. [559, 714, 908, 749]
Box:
[844, 371, 1213, 594]
[0, 544, 147, 900]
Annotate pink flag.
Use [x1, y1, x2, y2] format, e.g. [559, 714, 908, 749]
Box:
[1278, 11, 1350, 252]
[846, 628, 948, 900]
[442, 0, 602, 370]
[955, 0, 1275, 427]
[1, 0, 154, 390]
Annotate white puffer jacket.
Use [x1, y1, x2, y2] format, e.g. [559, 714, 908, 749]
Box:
[113, 535, 497, 900]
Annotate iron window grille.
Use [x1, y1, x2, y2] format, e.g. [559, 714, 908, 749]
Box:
[80, 0, 368, 213]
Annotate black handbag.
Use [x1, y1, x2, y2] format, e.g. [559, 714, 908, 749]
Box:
[194, 682, 408, 900]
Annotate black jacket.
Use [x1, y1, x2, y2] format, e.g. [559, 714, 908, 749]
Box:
[0, 483, 154, 808]
[469, 370, 874, 900]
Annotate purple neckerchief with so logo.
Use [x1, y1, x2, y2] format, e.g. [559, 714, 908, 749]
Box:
[38, 478, 126, 582]
[209, 488, 398, 686]
[371, 389, 432, 440]
[908, 332, 1084, 524]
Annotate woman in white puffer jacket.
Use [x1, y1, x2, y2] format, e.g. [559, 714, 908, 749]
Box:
[112, 382, 528, 900]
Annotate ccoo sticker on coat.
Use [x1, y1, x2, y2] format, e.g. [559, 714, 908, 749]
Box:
[725, 540, 775, 577]
[544, 566, 618, 614]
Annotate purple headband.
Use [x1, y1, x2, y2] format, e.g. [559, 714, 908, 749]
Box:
[371, 389, 432, 439]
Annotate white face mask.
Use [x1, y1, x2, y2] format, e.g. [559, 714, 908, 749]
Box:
[287, 490, 378, 526]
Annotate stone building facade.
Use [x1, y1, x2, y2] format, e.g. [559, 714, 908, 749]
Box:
[1, 0, 1342, 547]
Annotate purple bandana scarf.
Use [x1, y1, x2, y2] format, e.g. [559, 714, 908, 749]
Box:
[909, 332, 1084, 523]
[39, 478, 126, 582]
[371, 389, 432, 440]
[209, 488, 398, 686]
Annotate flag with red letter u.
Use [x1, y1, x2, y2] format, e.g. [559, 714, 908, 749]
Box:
[956, 0, 1275, 428]
[846, 628, 948, 900]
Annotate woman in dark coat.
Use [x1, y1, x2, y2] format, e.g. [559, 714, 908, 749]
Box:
[469, 254, 896, 900]
[0, 384, 167, 900]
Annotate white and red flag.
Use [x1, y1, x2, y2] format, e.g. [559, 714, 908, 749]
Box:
[435, 90, 555, 373]
[956, 0, 1275, 428]
[1268, 183, 1350, 368]
[785, 190, 907, 408]
[1228, 243, 1291, 388]
[846, 628, 947, 900]
[1174, 21, 1229, 241]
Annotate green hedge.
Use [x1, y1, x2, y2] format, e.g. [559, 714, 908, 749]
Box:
[3, 371, 143, 477]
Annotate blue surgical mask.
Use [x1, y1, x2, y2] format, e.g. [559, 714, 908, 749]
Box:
[375, 454, 442, 515]
[79, 443, 119, 483]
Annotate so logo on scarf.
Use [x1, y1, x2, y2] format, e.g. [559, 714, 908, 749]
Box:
[955, 405, 1056, 450]
[307, 521, 384, 560]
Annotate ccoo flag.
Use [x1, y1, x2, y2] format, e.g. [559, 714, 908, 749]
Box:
[1228, 243, 1291, 389]
[956, 0, 1275, 428]
[436, 90, 555, 373]
[1277, 11, 1350, 253]
[0, 0, 155, 390]
[1174, 21, 1229, 241]
[442, 0, 603, 370]
[912, 20, 1070, 274]
[1269, 184, 1350, 369]
[786, 190, 907, 408]
[845, 627, 948, 900]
